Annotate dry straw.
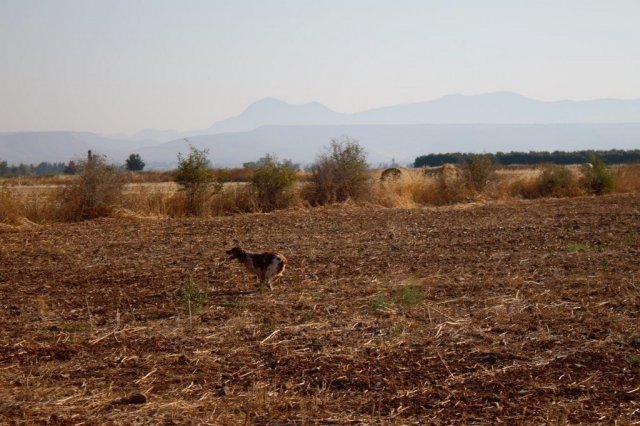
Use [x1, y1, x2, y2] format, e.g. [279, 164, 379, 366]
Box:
[2, 163, 640, 224]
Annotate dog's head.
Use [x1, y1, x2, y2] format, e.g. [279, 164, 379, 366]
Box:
[226, 246, 244, 260]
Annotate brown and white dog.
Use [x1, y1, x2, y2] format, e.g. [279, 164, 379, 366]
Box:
[226, 247, 287, 290]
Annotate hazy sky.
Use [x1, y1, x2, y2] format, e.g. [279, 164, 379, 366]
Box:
[1, 0, 639, 134]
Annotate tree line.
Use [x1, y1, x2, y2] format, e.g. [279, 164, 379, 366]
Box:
[0, 161, 68, 177]
[0, 153, 146, 177]
[414, 149, 640, 168]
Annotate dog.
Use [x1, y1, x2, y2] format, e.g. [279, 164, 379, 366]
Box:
[226, 247, 287, 290]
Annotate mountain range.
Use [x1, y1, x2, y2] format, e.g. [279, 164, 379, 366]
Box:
[1, 92, 639, 167]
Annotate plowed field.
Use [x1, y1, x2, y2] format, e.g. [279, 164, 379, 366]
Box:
[1, 194, 639, 424]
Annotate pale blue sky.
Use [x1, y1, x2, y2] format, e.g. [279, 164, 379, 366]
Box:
[1, 0, 639, 134]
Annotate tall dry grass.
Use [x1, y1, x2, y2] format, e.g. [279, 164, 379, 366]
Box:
[612, 164, 640, 193]
[0, 174, 77, 187]
[2, 164, 640, 225]
[369, 168, 469, 207]
[0, 188, 61, 224]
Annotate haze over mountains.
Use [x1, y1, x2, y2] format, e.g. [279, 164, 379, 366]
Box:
[2, 92, 640, 168]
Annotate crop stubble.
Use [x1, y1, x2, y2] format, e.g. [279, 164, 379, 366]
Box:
[0, 194, 639, 424]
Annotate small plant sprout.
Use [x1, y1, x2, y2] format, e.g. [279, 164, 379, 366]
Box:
[368, 284, 424, 313]
[176, 275, 207, 327]
[625, 226, 636, 245]
[369, 293, 392, 313]
[567, 242, 591, 253]
[627, 354, 640, 366]
[393, 284, 424, 307]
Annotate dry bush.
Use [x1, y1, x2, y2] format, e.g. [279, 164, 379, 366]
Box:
[306, 137, 370, 205]
[174, 146, 222, 216]
[58, 153, 125, 221]
[581, 155, 614, 195]
[459, 154, 495, 192]
[250, 155, 298, 212]
[509, 165, 581, 199]
[538, 165, 581, 197]
[527, 165, 580, 198]
[508, 177, 541, 199]
[429, 172, 469, 204]
[613, 164, 640, 193]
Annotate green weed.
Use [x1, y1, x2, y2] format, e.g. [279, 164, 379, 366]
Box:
[390, 325, 403, 338]
[367, 284, 424, 313]
[222, 300, 247, 309]
[176, 275, 207, 315]
[368, 293, 392, 312]
[625, 226, 636, 245]
[567, 243, 591, 253]
[627, 354, 640, 366]
[393, 285, 423, 307]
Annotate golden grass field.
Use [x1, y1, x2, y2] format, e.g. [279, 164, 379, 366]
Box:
[1, 164, 639, 223]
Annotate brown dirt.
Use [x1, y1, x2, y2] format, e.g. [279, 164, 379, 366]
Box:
[1, 194, 639, 424]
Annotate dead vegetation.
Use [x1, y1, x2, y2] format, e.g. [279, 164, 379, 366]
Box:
[0, 194, 639, 423]
[1, 163, 640, 223]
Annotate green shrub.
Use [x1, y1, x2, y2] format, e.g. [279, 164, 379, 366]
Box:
[174, 144, 221, 216]
[581, 155, 614, 195]
[250, 154, 298, 211]
[538, 165, 578, 197]
[307, 137, 369, 205]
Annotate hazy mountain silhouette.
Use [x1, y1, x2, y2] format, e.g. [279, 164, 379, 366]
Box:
[2, 92, 640, 166]
[138, 123, 640, 168]
[206, 97, 346, 134]
[350, 92, 640, 124]
[203, 92, 640, 133]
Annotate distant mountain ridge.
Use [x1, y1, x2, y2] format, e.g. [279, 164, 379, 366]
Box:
[207, 97, 347, 134]
[205, 92, 640, 135]
[138, 123, 640, 167]
[1, 92, 640, 167]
